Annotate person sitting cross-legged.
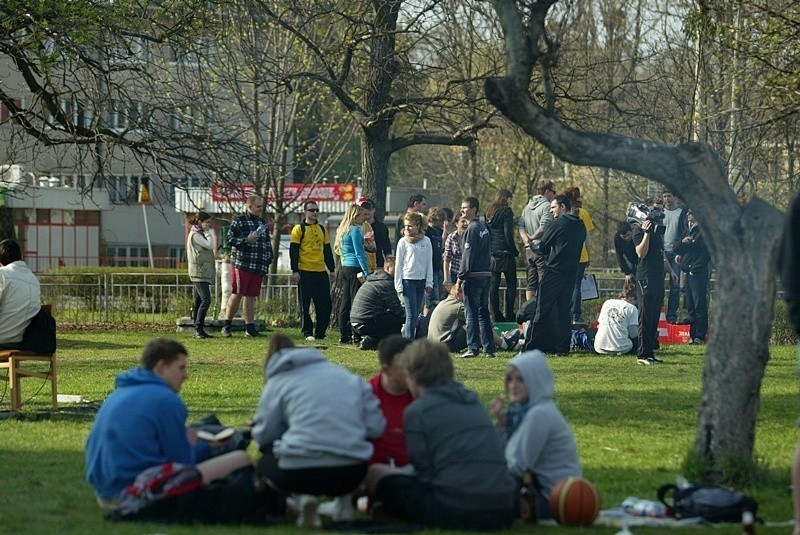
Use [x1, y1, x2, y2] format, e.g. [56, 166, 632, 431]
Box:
[490, 350, 583, 521]
[593, 281, 639, 355]
[366, 339, 515, 530]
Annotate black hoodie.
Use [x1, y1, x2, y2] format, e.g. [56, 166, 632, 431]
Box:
[540, 213, 585, 275]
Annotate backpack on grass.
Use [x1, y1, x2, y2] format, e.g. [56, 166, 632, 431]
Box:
[657, 483, 758, 523]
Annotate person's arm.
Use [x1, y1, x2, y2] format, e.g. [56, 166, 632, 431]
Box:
[614, 236, 632, 275]
[457, 226, 473, 281]
[504, 210, 518, 255]
[323, 243, 336, 272]
[635, 222, 651, 259]
[251, 385, 288, 450]
[663, 256, 678, 283]
[424, 238, 433, 291]
[394, 240, 406, 293]
[627, 308, 640, 339]
[382, 282, 406, 319]
[226, 217, 247, 249]
[538, 219, 557, 258]
[361, 381, 387, 439]
[505, 408, 548, 477]
[155, 395, 197, 464]
[350, 227, 370, 276]
[289, 225, 301, 275]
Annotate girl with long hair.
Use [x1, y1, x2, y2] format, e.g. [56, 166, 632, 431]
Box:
[334, 204, 370, 343]
[485, 189, 519, 322]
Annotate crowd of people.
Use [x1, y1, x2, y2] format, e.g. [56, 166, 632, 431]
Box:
[188, 186, 715, 364]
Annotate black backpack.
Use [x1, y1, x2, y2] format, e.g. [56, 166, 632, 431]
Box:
[657, 483, 758, 523]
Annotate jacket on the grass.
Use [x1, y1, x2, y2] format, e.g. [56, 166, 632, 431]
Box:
[251, 347, 385, 469]
[85, 368, 210, 500]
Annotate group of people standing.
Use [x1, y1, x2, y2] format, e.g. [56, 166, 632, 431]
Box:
[599, 189, 711, 362]
[85, 333, 583, 529]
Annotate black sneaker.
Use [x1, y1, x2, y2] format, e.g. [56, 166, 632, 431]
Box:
[221, 325, 232, 338]
[245, 329, 261, 337]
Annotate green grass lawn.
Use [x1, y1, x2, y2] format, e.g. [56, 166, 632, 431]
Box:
[1, 328, 797, 534]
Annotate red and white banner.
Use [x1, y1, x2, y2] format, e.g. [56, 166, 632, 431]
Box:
[210, 183, 357, 203]
[210, 183, 258, 203]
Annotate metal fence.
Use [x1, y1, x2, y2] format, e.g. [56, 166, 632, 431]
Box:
[40, 269, 711, 325]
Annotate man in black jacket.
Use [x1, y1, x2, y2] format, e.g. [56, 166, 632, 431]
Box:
[455, 196, 495, 358]
[524, 195, 586, 354]
[633, 203, 679, 364]
[674, 209, 711, 344]
[615, 221, 638, 283]
[351, 255, 405, 350]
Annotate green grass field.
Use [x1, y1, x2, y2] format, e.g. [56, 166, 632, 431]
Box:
[1, 328, 797, 534]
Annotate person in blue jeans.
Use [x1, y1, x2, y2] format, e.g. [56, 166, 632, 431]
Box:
[455, 196, 495, 358]
[394, 212, 433, 339]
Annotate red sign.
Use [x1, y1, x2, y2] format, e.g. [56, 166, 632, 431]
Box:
[269, 183, 357, 202]
[210, 183, 258, 202]
[211, 183, 356, 203]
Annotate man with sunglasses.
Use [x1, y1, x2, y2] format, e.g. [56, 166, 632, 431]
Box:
[290, 201, 336, 341]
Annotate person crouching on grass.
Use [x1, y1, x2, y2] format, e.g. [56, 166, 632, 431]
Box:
[251, 333, 386, 527]
[366, 339, 515, 530]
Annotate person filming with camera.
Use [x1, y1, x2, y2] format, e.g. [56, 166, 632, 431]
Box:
[632, 200, 678, 365]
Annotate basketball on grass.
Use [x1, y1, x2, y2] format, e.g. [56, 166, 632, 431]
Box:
[548, 476, 601, 526]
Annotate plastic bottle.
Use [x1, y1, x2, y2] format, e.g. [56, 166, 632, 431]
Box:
[621, 497, 668, 518]
[741, 510, 755, 534]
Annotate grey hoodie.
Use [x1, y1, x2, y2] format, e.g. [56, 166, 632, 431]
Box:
[252, 347, 386, 469]
[504, 351, 582, 498]
[518, 195, 553, 249]
[405, 380, 515, 511]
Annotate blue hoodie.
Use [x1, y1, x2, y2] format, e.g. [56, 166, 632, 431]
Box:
[85, 368, 209, 499]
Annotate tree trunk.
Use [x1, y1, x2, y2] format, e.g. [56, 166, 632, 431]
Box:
[485, 72, 785, 482]
[361, 129, 392, 215]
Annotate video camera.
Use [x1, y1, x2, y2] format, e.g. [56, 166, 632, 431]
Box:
[626, 202, 665, 235]
[626, 202, 665, 225]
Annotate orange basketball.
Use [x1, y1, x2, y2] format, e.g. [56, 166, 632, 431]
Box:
[548, 476, 601, 526]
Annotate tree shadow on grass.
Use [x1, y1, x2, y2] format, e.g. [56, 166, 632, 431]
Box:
[57, 337, 141, 350]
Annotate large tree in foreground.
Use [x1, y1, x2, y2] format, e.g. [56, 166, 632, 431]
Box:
[485, 0, 786, 484]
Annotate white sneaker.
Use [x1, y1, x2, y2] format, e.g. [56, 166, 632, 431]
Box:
[295, 494, 321, 528]
[318, 494, 356, 520]
[305, 335, 316, 341]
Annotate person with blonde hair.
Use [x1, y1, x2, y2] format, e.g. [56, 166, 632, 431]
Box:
[366, 339, 514, 529]
[394, 212, 433, 339]
[252, 333, 385, 527]
[335, 204, 371, 343]
[187, 211, 217, 339]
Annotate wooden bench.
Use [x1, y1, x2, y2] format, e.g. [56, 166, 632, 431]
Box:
[0, 305, 57, 411]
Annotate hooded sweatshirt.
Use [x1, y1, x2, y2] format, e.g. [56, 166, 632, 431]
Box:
[85, 368, 209, 499]
[503, 351, 582, 498]
[518, 195, 553, 250]
[404, 379, 515, 511]
[252, 347, 386, 469]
